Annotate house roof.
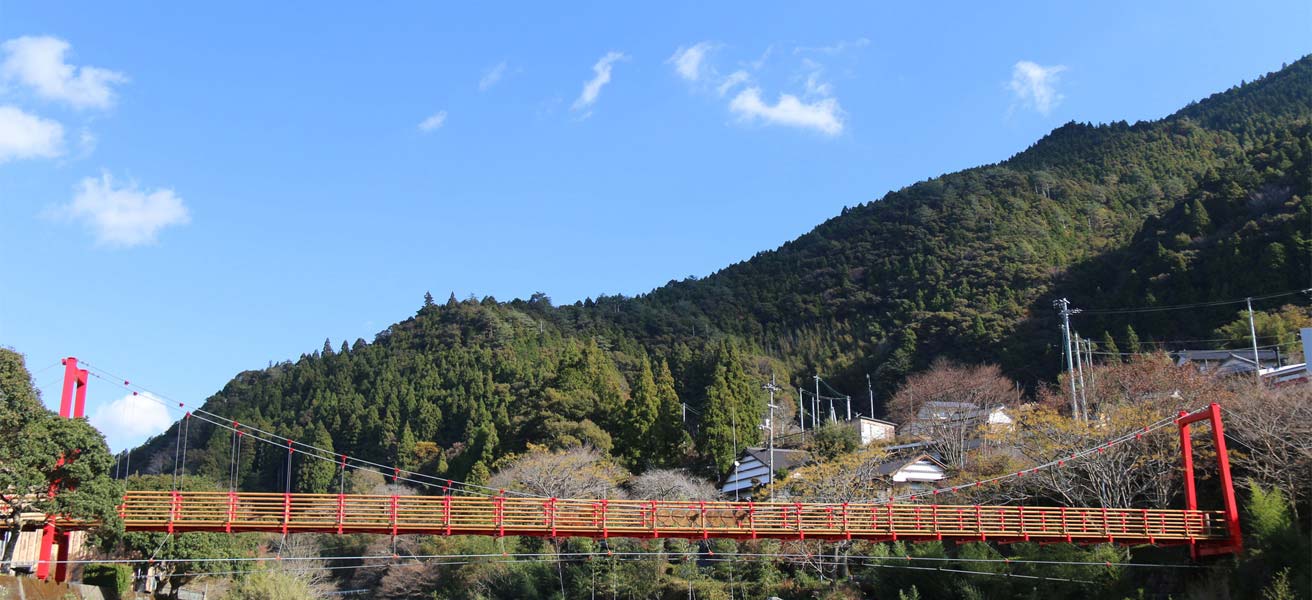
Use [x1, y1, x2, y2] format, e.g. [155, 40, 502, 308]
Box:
[742, 447, 812, 472]
[1261, 363, 1309, 379]
[1174, 350, 1279, 367]
[922, 401, 979, 410]
[875, 453, 948, 477]
[857, 416, 898, 427]
[915, 402, 1008, 423]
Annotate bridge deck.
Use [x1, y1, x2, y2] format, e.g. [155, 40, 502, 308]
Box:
[113, 491, 1229, 545]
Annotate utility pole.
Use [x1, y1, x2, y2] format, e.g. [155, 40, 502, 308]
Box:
[1073, 332, 1088, 421]
[730, 405, 739, 501]
[1054, 298, 1083, 420]
[866, 374, 874, 419]
[813, 375, 820, 422]
[811, 388, 818, 429]
[763, 375, 781, 498]
[1083, 338, 1096, 413]
[1247, 297, 1261, 383]
[797, 387, 805, 434]
[845, 395, 851, 421]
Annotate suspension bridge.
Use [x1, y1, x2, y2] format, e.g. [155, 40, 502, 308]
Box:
[10, 358, 1244, 584]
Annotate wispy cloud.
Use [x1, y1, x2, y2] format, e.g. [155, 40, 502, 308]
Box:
[793, 37, 870, 55]
[1, 36, 127, 109]
[717, 70, 750, 97]
[1009, 60, 1067, 116]
[51, 171, 190, 247]
[89, 392, 174, 453]
[572, 51, 626, 112]
[418, 110, 447, 132]
[728, 88, 843, 136]
[0, 105, 63, 162]
[801, 60, 833, 98]
[479, 61, 508, 91]
[78, 128, 97, 156]
[668, 42, 716, 82]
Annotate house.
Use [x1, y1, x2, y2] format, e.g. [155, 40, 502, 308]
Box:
[853, 416, 896, 445]
[1173, 350, 1280, 376]
[874, 453, 948, 496]
[720, 447, 812, 498]
[902, 402, 1012, 437]
[1261, 362, 1310, 385]
[0, 526, 89, 578]
[1260, 327, 1312, 385]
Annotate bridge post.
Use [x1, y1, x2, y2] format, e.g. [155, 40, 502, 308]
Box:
[36, 357, 89, 582]
[1177, 403, 1243, 558]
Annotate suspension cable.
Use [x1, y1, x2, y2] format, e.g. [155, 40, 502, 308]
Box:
[83, 365, 530, 498]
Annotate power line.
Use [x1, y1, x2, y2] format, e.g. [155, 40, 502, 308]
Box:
[5, 549, 1202, 572]
[1076, 289, 1311, 316]
[81, 363, 538, 498]
[1086, 339, 1302, 357]
[880, 411, 1184, 504]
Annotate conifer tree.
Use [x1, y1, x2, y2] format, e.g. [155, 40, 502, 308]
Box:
[620, 355, 660, 465]
[1186, 199, 1212, 235]
[397, 423, 417, 472]
[652, 359, 691, 467]
[294, 422, 337, 493]
[697, 344, 762, 475]
[423, 291, 435, 307]
[699, 362, 737, 476]
[1124, 325, 1142, 356]
[1099, 331, 1121, 362]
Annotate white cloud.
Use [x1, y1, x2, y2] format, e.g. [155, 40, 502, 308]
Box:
[572, 51, 626, 112]
[89, 392, 174, 453]
[717, 70, 750, 97]
[1009, 60, 1067, 116]
[0, 105, 63, 162]
[418, 110, 447, 132]
[668, 42, 715, 82]
[728, 87, 843, 136]
[1, 36, 127, 110]
[479, 61, 507, 91]
[52, 171, 190, 247]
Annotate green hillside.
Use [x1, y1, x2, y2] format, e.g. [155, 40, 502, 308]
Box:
[132, 56, 1311, 487]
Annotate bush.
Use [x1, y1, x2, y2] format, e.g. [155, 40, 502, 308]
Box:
[810, 421, 860, 460]
[82, 563, 132, 599]
[222, 569, 317, 600]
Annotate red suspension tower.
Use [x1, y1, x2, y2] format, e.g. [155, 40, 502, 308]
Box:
[1178, 404, 1243, 558]
[34, 357, 88, 582]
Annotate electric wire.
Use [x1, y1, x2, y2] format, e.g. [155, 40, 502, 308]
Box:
[81, 364, 536, 499]
[12, 550, 1202, 584]
[880, 411, 1184, 503]
[1076, 288, 1311, 315]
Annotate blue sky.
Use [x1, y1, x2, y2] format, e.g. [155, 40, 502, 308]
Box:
[1, 1, 1308, 451]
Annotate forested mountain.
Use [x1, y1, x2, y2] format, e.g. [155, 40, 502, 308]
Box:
[132, 56, 1311, 488]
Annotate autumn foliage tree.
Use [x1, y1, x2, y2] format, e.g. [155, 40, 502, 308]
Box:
[488, 445, 625, 499]
[886, 359, 1017, 423]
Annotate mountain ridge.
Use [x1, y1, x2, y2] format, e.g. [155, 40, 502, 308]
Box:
[130, 55, 1311, 486]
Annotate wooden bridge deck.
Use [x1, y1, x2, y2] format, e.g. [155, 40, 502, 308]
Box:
[112, 491, 1231, 545]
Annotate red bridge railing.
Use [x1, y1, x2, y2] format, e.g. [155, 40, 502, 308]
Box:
[117, 491, 1231, 545]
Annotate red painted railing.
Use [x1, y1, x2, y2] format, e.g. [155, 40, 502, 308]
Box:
[115, 491, 1231, 545]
